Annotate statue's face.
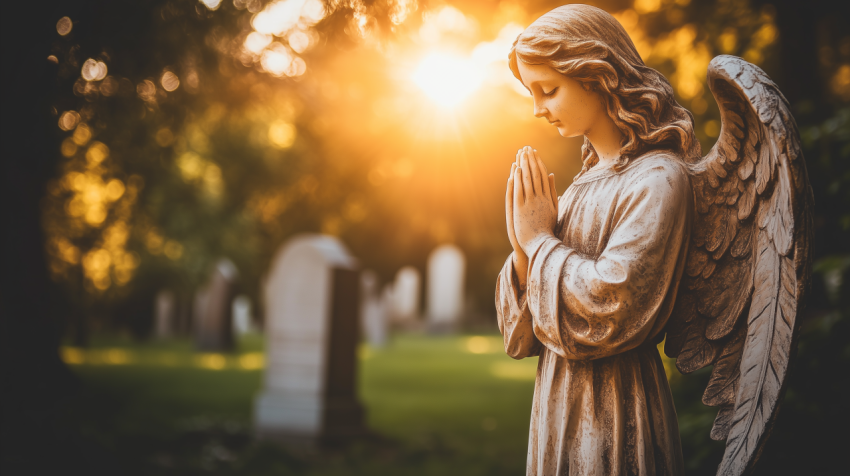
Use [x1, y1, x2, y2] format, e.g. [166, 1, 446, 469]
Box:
[516, 60, 607, 139]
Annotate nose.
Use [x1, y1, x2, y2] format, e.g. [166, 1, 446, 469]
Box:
[533, 100, 547, 119]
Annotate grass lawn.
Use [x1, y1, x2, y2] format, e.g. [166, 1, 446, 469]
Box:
[55, 309, 849, 476]
[62, 333, 539, 475]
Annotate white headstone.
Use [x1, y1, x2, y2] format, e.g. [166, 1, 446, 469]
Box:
[426, 244, 466, 331]
[232, 295, 255, 336]
[391, 266, 420, 322]
[154, 289, 175, 339]
[360, 270, 387, 348]
[255, 234, 364, 444]
[194, 259, 238, 351]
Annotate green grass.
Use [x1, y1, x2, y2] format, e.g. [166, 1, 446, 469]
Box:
[64, 334, 537, 475]
[61, 309, 850, 476]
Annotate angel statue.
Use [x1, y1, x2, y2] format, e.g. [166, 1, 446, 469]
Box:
[496, 4, 813, 476]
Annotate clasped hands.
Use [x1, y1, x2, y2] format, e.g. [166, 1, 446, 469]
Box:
[506, 146, 559, 288]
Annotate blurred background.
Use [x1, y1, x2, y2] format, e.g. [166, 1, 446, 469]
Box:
[2, 0, 848, 475]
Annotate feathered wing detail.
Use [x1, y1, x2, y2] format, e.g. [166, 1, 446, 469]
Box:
[664, 56, 813, 476]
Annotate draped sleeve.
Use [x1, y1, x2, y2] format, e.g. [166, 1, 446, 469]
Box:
[495, 254, 543, 359]
[526, 162, 692, 360]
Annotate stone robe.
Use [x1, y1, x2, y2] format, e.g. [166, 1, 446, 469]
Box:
[496, 153, 692, 476]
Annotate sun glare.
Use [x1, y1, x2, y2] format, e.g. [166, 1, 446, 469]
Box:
[413, 53, 483, 108]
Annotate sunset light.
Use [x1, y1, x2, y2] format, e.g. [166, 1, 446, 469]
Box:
[413, 53, 483, 108]
[10, 1, 840, 475]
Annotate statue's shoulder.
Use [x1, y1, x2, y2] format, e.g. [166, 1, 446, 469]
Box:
[622, 150, 691, 193]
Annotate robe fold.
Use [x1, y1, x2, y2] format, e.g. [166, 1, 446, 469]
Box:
[496, 153, 693, 476]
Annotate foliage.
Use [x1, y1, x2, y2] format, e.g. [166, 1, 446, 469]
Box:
[42, 0, 378, 326]
[802, 107, 850, 251]
[42, 0, 827, 337]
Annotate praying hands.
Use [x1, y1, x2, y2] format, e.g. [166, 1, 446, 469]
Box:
[505, 146, 558, 289]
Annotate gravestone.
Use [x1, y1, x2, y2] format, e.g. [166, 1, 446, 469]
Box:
[232, 294, 255, 335]
[360, 270, 387, 348]
[194, 259, 238, 351]
[255, 234, 364, 445]
[426, 244, 466, 332]
[154, 289, 175, 339]
[390, 266, 420, 323]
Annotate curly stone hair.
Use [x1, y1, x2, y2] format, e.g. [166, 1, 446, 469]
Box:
[508, 4, 701, 176]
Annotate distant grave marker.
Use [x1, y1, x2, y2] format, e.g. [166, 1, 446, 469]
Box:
[255, 235, 364, 445]
[194, 259, 238, 351]
[390, 266, 420, 324]
[154, 289, 175, 339]
[426, 245, 466, 332]
[232, 294, 255, 335]
[360, 270, 387, 348]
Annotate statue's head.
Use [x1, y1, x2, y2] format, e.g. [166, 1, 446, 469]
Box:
[509, 4, 700, 172]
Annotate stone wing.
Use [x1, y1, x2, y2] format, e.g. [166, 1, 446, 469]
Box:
[663, 55, 813, 476]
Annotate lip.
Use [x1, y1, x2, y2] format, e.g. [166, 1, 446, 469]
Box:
[549, 120, 561, 126]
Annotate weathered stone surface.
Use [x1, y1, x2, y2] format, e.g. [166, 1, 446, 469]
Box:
[254, 235, 364, 445]
[500, 5, 812, 475]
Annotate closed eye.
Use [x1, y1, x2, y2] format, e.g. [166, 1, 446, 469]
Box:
[543, 87, 558, 97]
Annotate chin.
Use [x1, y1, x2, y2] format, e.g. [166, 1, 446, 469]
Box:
[556, 126, 579, 138]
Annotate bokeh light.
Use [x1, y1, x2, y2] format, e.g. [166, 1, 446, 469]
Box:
[136, 80, 156, 101]
[244, 32, 272, 55]
[56, 16, 72, 36]
[465, 335, 498, 354]
[100, 76, 119, 96]
[58, 111, 80, 131]
[268, 121, 296, 149]
[243, 0, 325, 76]
[73, 123, 91, 145]
[260, 44, 293, 77]
[81, 59, 107, 81]
[160, 71, 180, 92]
[252, 0, 325, 36]
[287, 30, 310, 53]
[199, 0, 222, 11]
[197, 353, 227, 370]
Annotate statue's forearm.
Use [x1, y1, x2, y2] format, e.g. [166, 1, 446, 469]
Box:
[513, 252, 529, 290]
